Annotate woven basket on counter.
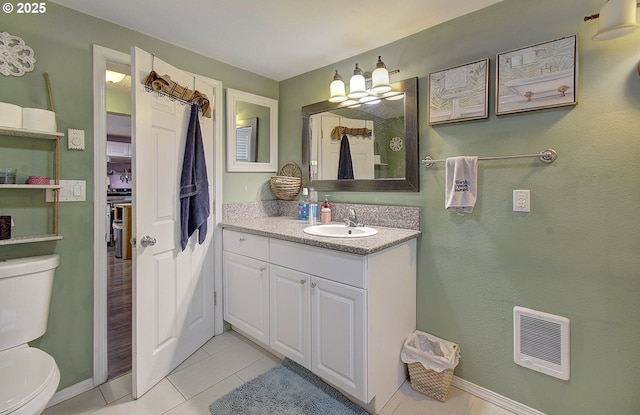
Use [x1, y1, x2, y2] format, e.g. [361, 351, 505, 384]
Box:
[270, 162, 303, 200]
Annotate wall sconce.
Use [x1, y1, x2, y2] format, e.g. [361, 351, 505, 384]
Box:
[328, 56, 399, 103]
[584, 0, 639, 40]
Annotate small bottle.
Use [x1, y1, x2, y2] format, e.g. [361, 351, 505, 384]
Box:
[321, 196, 332, 224]
[298, 188, 309, 221]
[308, 193, 317, 225]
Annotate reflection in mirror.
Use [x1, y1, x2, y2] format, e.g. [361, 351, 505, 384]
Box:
[302, 77, 418, 192]
[226, 88, 278, 172]
[235, 117, 258, 162]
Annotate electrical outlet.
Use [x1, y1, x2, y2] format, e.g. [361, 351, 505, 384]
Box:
[513, 190, 530, 212]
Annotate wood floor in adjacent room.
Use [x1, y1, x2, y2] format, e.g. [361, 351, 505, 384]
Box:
[44, 331, 518, 415]
[107, 248, 132, 380]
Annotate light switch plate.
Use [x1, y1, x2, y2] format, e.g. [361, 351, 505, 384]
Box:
[46, 180, 86, 202]
[68, 129, 85, 150]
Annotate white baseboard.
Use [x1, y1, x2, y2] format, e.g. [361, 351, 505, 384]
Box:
[47, 378, 96, 408]
[452, 376, 546, 415]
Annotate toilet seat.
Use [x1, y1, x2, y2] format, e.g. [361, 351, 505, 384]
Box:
[0, 347, 59, 415]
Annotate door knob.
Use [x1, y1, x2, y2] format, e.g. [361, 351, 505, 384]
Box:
[140, 235, 156, 247]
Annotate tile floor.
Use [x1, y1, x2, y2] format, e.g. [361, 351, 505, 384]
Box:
[43, 330, 517, 415]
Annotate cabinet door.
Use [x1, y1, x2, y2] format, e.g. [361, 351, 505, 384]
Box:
[269, 265, 311, 368]
[223, 251, 269, 345]
[311, 276, 366, 401]
[107, 141, 130, 157]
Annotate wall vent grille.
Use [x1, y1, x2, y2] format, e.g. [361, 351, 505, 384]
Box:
[513, 306, 570, 380]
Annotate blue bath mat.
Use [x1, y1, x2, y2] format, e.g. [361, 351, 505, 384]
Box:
[209, 358, 369, 414]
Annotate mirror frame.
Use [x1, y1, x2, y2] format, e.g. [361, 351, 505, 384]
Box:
[302, 77, 418, 192]
[226, 88, 278, 172]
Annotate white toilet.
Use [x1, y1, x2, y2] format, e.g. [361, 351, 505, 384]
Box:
[0, 255, 61, 415]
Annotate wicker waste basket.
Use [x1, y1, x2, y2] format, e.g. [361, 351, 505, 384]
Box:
[269, 162, 303, 200]
[401, 331, 461, 402]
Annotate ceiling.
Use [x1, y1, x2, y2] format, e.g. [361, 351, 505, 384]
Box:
[51, 0, 503, 81]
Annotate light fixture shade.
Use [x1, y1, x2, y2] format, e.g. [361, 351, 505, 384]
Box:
[106, 70, 126, 83]
[370, 56, 392, 94]
[329, 70, 347, 102]
[348, 64, 368, 99]
[593, 0, 639, 40]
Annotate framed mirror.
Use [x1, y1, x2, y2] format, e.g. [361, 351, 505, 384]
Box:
[302, 77, 418, 191]
[226, 88, 278, 172]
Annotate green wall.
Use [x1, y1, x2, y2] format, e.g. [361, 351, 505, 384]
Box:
[1, 1, 639, 414]
[279, 1, 640, 414]
[0, 2, 277, 390]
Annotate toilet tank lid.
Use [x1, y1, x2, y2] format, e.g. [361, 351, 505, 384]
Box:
[0, 254, 60, 279]
[0, 347, 59, 414]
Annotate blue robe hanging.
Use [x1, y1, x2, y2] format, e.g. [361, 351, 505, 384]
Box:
[180, 104, 210, 250]
[337, 134, 354, 180]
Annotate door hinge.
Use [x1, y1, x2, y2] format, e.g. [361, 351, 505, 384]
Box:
[214, 291, 217, 306]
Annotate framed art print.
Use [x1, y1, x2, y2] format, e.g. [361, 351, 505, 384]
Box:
[496, 35, 577, 115]
[428, 58, 489, 125]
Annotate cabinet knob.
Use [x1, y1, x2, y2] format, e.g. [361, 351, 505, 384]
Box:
[259, 266, 266, 272]
[311, 282, 316, 288]
[300, 279, 307, 285]
[239, 237, 245, 242]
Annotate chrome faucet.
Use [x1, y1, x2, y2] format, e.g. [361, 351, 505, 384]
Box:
[344, 208, 363, 227]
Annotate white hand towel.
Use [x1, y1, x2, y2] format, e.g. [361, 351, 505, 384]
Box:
[445, 156, 478, 215]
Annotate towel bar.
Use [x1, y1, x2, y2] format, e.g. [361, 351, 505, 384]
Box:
[421, 148, 557, 168]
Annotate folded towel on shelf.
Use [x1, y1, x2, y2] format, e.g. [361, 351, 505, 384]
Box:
[445, 156, 478, 215]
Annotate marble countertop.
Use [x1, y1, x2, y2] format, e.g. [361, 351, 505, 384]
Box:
[220, 216, 421, 255]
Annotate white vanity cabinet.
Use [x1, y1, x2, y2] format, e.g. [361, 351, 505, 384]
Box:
[223, 228, 417, 414]
[269, 264, 311, 367]
[222, 230, 270, 345]
[269, 263, 366, 400]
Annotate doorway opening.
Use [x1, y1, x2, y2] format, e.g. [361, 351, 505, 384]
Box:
[105, 68, 133, 379]
[92, 45, 225, 391]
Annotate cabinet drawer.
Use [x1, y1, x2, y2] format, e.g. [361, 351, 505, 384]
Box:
[223, 229, 269, 261]
[270, 239, 366, 289]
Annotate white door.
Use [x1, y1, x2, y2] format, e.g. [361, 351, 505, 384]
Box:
[131, 47, 215, 398]
[311, 276, 367, 401]
[270, 264, 311, 368]
[320, 115, 375, 180]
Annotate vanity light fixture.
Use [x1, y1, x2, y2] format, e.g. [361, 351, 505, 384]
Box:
[584, 0, 639, 40]
[329, 70, 348, 102]
[328, 56, 399, 103]
[348, 63, 368, 99]
[370, 56, 392, 94]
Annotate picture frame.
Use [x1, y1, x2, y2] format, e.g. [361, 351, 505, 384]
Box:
[428, 58, 489, 125]
[496, 35, 577, 116]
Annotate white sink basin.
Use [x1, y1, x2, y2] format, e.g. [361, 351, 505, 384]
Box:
[303, 224, 378, 238]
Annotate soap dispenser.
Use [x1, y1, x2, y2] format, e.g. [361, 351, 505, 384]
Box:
[321, 195, 332, 224]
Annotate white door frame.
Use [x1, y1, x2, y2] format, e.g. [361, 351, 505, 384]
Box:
[92, 45, 224, 387]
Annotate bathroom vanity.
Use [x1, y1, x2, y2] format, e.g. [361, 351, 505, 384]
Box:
[221, 217, 419, 413]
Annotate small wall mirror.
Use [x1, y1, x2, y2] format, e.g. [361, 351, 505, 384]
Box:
[226, 88, 278, 172]
[302, 77, 418, 191]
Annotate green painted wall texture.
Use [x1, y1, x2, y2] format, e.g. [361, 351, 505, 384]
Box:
[1, 1, 638, 414]
[278, 1, 640, 414]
